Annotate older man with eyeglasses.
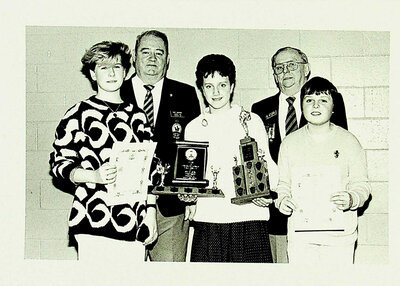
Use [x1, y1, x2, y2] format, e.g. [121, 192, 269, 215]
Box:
[251, 47, 348, 263]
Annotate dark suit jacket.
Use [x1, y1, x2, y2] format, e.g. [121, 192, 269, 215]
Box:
[121, 75, 201, 217]
[251, 91, 348, 234]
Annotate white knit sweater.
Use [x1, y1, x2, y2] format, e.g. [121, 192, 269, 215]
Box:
[184, 104, 278, 223]
[275, 124, 371, 246]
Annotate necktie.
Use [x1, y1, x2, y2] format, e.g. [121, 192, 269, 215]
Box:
[143, 85, 155, 127]
[285, 97, 298, 135]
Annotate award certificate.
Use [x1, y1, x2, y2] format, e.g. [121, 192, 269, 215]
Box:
[291, 165, 344, 232]
[106, 142, 156, 206]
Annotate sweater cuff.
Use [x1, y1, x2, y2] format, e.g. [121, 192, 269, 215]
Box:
[64, 164, 80, 185]
[275, 194, 290, 210]
[69, 167, 79, 185]
[348, 191, 360, 210]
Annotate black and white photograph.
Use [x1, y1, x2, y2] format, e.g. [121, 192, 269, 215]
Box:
[1, 0, 399, 285]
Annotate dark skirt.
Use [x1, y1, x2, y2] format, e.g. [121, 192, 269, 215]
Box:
[190, 220, 272, 263]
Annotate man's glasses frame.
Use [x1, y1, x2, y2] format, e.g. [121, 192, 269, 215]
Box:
[273, 61, 307, 75]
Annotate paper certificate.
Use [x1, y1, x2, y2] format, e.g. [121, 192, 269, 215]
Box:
[106, 142, 156, 206]
[291, 165, 344, 232]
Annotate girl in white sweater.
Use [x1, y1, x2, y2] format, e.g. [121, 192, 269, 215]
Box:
[184, 54, 278, 262]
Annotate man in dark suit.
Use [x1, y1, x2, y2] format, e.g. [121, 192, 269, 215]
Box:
[120, 30, 200, 261]
[251, 47, 348, 263]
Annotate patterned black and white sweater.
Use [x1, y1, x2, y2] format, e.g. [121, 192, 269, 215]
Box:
[49, 95, 153, 242]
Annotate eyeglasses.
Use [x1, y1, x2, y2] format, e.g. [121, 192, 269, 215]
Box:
[273, 61, 307, 75]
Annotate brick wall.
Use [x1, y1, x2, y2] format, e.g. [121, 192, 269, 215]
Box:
[25, 26, 389, 262]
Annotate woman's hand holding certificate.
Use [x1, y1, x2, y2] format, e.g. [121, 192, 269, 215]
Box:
[94, 162, 117, 184]
[69, 162, 117, 185]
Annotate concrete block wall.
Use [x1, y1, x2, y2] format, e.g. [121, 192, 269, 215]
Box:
[25, 26, 389, 262]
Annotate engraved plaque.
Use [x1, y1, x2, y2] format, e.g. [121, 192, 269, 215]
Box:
[172, 140, 209, 187]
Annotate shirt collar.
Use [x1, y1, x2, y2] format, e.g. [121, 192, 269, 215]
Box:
[280, 90, 301, 102]
[133, 75, 164, 91]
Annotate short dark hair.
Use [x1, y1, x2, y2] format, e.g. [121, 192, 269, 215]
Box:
[300, 76, 341, 113]
[80, 41, 131, 90]
[195, 54, 236, 104]
[271, 46, 310, 79]
[135, 30, 169, 56]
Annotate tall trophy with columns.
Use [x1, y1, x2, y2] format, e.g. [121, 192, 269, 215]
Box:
[231, 108, 271, 204]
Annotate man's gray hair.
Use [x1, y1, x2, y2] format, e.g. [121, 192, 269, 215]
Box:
[271, 47, 310, 79]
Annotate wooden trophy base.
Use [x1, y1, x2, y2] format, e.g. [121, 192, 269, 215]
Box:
[149, 185, 224, 197]
[231, 191, 271, 205]
[231, 160, 271, 205]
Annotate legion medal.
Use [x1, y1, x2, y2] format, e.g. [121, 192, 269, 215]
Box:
[172, 122, 182, 139]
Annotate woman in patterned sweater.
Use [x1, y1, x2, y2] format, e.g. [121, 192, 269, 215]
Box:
[49, 41, 157, 262]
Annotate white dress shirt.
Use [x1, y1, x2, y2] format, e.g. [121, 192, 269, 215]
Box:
[132, 75, 164, 124]
[278, 91, 302, 140]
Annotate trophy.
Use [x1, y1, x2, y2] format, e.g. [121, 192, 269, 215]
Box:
[149, 141, 224, 198]
[211, 166, 220, 190]
[172, 141, 209, 187]
[150, 158, 170, 187]
[231, 108, 271, 205]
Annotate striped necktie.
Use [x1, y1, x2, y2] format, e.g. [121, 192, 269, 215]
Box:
[285, 97, 298, 135]
[143, 85, 155, 127]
